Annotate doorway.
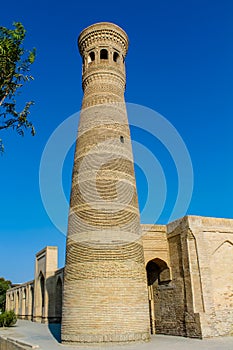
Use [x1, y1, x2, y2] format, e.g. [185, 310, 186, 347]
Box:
[146, 258, 171, 334]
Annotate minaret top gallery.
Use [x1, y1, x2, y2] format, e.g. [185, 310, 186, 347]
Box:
[61, 22, 150, 344]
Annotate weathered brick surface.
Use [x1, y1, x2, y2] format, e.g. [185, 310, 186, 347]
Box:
[186, 216, 233, 337]
[61, 22, 150, 344]
[166, 216, 233, 338]
[6, 216, 233, 340]
[141, 224, 170, 266]
[6, 247, 64, 324]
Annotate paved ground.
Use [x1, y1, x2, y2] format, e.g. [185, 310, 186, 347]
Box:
[0, 320, 233, 350]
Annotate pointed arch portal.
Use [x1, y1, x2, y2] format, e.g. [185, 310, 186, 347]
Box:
[146, 258, 171, 334]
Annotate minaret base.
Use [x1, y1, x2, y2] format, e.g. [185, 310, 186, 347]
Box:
[62, 333, 150, 345]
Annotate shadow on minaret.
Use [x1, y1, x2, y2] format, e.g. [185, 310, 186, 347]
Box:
[48, 323, 61, 342]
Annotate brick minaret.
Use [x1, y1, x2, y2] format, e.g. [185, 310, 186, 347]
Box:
[61, 22, 150, 344]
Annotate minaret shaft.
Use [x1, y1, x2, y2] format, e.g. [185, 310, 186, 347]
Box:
[61, 22, 150, 344]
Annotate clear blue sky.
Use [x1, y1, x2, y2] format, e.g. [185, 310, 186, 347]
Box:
[1, 0, 233, 283]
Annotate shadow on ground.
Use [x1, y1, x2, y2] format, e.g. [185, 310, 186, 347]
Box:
[48, 323, 61, 342]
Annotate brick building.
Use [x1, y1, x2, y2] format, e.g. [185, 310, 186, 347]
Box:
[6, 22, 233, 343]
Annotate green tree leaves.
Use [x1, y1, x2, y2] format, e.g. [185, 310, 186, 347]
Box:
[0, 277, 11, 311]
[0, 310, 17, 327]
[0, 22, 36, 152]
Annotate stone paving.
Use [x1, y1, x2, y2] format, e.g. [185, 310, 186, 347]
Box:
[0, 320, 233, 350]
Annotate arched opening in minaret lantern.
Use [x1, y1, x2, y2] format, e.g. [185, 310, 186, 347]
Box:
[100, 49, 108, 60]
[113, 51, 120, 63]
[88, 51, 95, 64]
